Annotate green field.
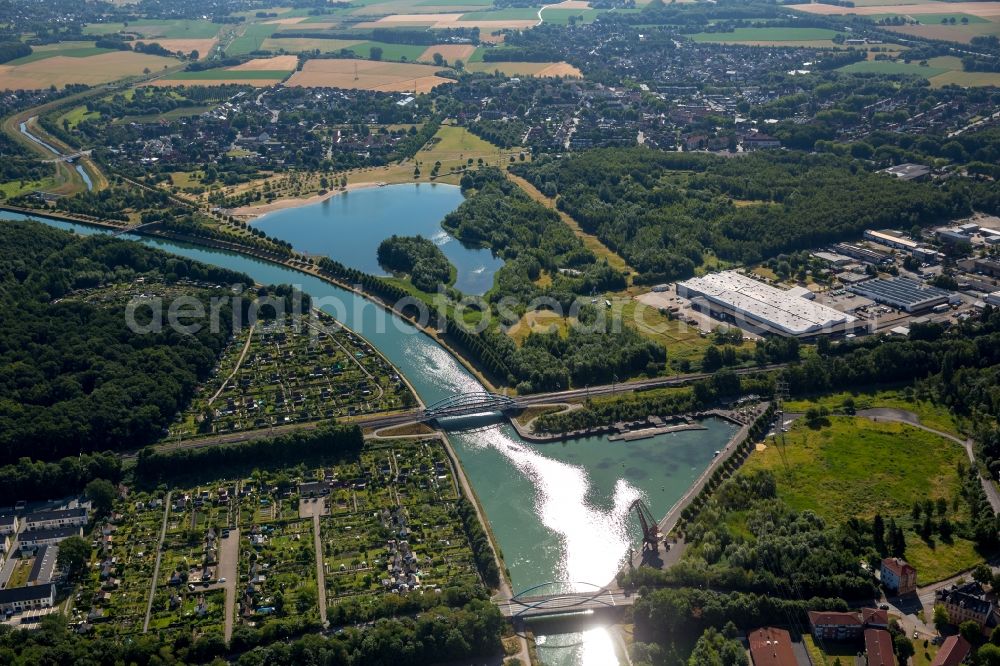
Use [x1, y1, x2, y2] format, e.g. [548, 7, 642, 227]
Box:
[84, 19, 220, 39]
[541, 8, 610, 25]
[743, 416, 983, 582]
[839, 59, 948, 77]
[689, 27, 842, 42]
[416, 0, 493, 5]
[167, 70, 291, 80]
[874, 12, 988, 24]
[226, 23, 277, 56]
[746, 417, 965, 523]
[460, 7, 541, 20]
[784, 388, 962, 436]
[9, 44, 114, 65]
[351, 41, 429, 62]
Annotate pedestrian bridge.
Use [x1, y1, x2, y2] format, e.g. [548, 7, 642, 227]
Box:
[421, 391, 521, 421]
[494, 581, 633, 620]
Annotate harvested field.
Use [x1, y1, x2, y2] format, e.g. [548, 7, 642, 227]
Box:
[261, 37, 365, 53]
[788, 1, 1000, 17]
[465, 60, 582, 77]
[262, 17, 309, 24]
[229, 55, 300, 70]
[884, 20, 1000, 43]
[149, 38, 218, 56]
[545, 0, 592, 8]
[0, 51, 177, 90]
[283, 58, 454, 92]
[417, 43, 476, 61]
[362, 12, 539, 29]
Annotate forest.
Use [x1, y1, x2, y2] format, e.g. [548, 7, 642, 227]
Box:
[0, 220, 252, 464]
[377, 234, 454, 293]
[511, 148, 973, 283]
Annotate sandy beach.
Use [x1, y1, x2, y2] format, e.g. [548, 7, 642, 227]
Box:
[227, 181, 386, 220]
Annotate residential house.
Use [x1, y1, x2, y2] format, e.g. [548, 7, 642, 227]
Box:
[938, 582, 996, 630]
[24, 507, 88, 531]
[865, 628, 897, 666]
[0, 583, 55, 614]
[0, 514, 18, 536]
[19, 526, 83, 553]
[931, 635, 971, 666]
[881, 557, 917, 595]
[748, 627, 797, 666]
[808, 608, 887, 641]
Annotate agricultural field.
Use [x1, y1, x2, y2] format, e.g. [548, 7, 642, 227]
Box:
[154, 55, 296, 87]
[170, 310, 415, 440]
[283, 58, 454, 93]
[0, 50, 178, 90]
[743, 416, 983, 583]
[687, 27, 843, 46]
[839, 55, 1000, 87]
[465, 60, 582, 77]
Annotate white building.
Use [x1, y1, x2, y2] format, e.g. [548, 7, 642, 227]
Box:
[677, 271, 856, 337]
[0, 514, 17, 536]
[0, 583, 55, 614]
[19, 526, 82, 553]
[24, 507, 88, 532]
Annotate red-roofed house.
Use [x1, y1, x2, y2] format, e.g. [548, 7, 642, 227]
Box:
[865, 628, 897, 666]
[748, 627, 797, 666]
[882, 557, 917, 595]
[862, 608, 889, 628]
[808, 610, 863, 641]
[931, 635, 971, 666]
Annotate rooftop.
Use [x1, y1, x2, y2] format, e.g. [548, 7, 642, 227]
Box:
[679, 271, 854, 335]
[881, 163, 930, 180]
[25, 507, 87, 523]
[931, 635, 971, 666]
[0, 583, 55, 605]
[849, 278, 951, 309]
[865, 628, 897, 666]
[748, 627, 797, 666]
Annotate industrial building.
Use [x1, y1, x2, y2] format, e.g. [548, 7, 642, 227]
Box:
[864, 229, 921, 252]
[831, 242, 893, 266]
[677, 271, 857, 337]
[848, 277, 951, 313]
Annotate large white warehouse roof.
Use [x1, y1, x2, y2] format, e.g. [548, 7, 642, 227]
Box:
[678, 271, 855, 336]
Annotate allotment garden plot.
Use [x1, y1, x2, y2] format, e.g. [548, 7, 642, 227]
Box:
[318, 439, 482, 623]
[171, 311, 416, 439]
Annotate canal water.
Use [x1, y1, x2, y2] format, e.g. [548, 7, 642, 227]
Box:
[7, 211, 737, 665]
[251, 183, 503, 296]
[18, 120, 94, 192]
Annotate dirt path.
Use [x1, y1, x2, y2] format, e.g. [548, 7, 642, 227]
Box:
[219, 528, 240, 643]
[209, 323, 256, 406]
[507, 172, 632, 276]
[312, 514, 327, 627]
[143, 491, 171, 633]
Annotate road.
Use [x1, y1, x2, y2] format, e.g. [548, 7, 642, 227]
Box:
[143, 491, 172, 633]
[219, 529, 240, 643]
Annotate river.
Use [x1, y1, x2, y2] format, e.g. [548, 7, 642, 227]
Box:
[252, 184, 503, 296]
[4, 210, 737, 665]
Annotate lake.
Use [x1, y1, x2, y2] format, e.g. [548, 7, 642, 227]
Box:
[252, 183, 504, 295]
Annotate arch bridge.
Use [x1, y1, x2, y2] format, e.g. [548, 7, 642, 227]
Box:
[421, 391, 521, 421]
[495, 581, 633, 619]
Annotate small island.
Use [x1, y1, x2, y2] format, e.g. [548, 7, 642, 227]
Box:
[377, 234, 456, 293]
